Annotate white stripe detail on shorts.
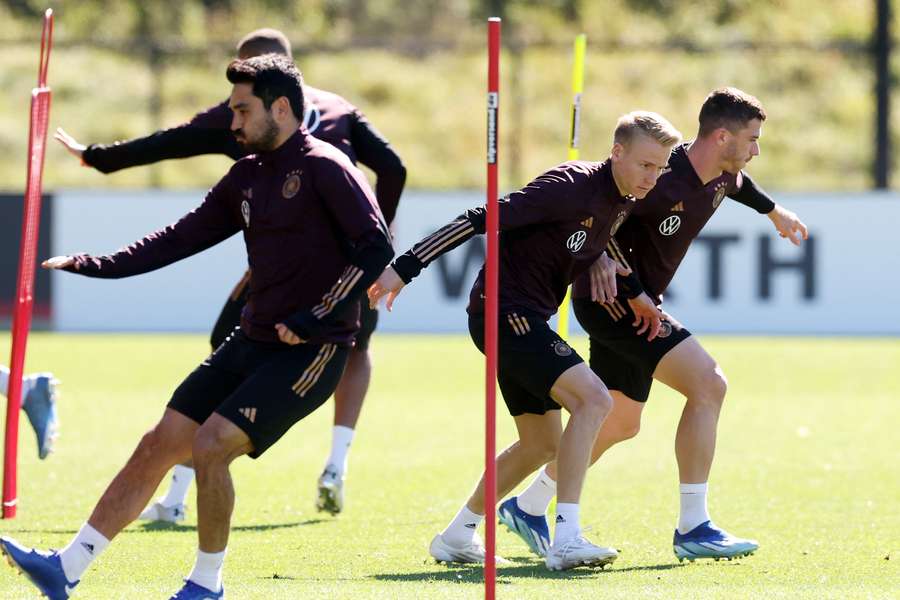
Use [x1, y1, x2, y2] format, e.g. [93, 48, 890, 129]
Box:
[293, 344, 338, 397]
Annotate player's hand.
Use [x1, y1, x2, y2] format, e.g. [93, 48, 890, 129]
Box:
[627, 292, 662, 341]
[275, 323, 305, 345]
[54, 128, 87, 160]
[41, 255, 75, 270]
[589, 252, 630, 304]
[767, 204, 808, 246]
[368, 266, 405, 311]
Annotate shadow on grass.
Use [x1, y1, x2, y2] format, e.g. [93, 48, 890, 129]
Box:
[134, 518, 328, 533]
[0, 518, 329, 538]
[370, 559, 622, 583]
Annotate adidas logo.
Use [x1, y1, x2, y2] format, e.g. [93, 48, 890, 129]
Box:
[238, 407, 257, 423]
[580, 217, 594, 228]
[80, 542, 95, 554]
[556, 515, 566, 523]
[671, 201, 684, 212]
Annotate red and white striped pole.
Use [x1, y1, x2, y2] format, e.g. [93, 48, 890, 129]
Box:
[4, 8, 54, 519]
[484, 16, 501, 600]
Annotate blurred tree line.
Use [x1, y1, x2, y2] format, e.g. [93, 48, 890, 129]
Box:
[0, 0, 871, 52]
[0, 1, 890, 192]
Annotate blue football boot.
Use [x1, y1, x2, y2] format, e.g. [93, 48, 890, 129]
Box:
[0, 536, 78, 599]
[673, 521, 759, 562]
[21, 373, 59, 460]
[497, 496, 551, 557]
[170, 579, 225, 599]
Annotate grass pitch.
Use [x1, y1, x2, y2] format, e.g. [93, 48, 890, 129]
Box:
[0, 333, 898, 599]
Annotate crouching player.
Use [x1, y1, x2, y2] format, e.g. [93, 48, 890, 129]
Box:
[0, 54, 392, 599]
[370, 112, 681, 570]
[501, 87, 807, 563]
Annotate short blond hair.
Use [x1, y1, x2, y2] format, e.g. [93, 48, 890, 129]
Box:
[613, 111, 682, 149]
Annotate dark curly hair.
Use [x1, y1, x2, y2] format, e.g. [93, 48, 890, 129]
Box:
[226, 53, 304, 121]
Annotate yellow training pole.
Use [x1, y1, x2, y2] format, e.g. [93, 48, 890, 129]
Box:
[558, 33, 586, 339]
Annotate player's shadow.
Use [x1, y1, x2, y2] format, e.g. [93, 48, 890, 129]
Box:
[371, 557, 620, 583]
[134, 518, 328, 533]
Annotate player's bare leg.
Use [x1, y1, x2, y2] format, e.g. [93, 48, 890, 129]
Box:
[652, 337, 725, 486]
[652, 337, 757, 560]
[189, 414, 254, 594]
[0, 409, 196, 594]
[543, 391, 644, 482]
[430, 411, 561, 563]
[504, 391, 642, 556]
[317, 347, 371, 515]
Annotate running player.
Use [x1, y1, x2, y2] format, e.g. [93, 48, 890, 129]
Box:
[0, 365, 58, 459]
[54, 27, 406, 518]
[0, 54, 393, 600]
[369, 111, 681, 570]
[500, 87, 807, 562]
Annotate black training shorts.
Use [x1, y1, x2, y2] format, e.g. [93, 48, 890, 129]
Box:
[169, 328, 348, 458]
[573, 297, 690, 403]
[469, 309, 583, 417]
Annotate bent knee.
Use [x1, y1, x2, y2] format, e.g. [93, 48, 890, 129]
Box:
[570, 385, 613, 422]
[690, 367, 728, 408]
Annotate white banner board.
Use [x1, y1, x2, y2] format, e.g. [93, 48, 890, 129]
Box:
[51, 189, 900, 335]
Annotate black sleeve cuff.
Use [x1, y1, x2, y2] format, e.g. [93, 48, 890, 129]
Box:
[616, 271, 644, 299]
[392, 253, 424, 284]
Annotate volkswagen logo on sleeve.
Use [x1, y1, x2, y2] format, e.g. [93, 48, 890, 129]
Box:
[658, 215, 681, 236]
[566, 230, 588, 253]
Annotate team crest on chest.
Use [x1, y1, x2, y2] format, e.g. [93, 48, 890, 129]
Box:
[566, 230, 587, 253]
[241, 200, 250, 227]
[712, 183, 727, 209]
[282, 170, 302, 199]
[609, 210, 628, 236]
[658, 214, 681, 236]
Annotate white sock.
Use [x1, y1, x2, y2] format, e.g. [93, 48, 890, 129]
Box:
[58, 523, 110, 582]
[553, 502, 581, 545]
[187, 548, 226, 593]
[325, 425, 355, 476]
[441, 505, 484, 547]
[678, 482, 710, 534]
[0, 365, 8, 396]
[161, 465, 195, 507]
[516, 466, 557, 516]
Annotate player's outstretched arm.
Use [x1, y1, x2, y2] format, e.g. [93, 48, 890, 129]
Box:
[729, 173, 808, 246]
[57, 103, 241, 175]
[45, 175, 241, 279]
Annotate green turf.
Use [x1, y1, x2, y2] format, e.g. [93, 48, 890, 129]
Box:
[0, 333, 898, 598]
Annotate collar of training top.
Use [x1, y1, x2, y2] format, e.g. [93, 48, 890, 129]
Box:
[258, 128, 311, 165]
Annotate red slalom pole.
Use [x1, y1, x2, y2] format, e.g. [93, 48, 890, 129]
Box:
[4, 8, 54, 519]
[484, 16, 501, 600]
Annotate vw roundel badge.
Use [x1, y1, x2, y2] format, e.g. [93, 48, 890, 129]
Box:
[658, 215, 681, 236]
[566, 230, 587, 253]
